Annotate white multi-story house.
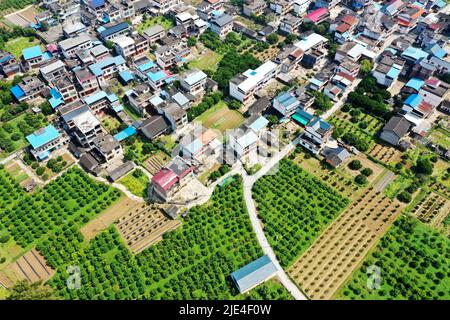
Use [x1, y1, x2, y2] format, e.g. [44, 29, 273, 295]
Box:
[26, 124, 69, 160]
[229, 60, 279, 104]
[62, 106, 103, 147]
[209, 14, 233, 39]
[293, 0, 311, 16]
[59, 34, 93, 58]
[180, 69, 208, 97]
[419, 78, 450, 108]
[40, 60, 67, 84]
[298, 117, 333, 154]
[88, 55, 127, 86]
[151, 0, 181, 14]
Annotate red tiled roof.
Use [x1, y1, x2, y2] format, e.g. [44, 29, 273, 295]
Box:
[290, 48, 304, 59]
[417, 101, 433, 114]
[152, 168, 178, 191]
[425, 77, 440, 87]
[336, 23, 352, 33]
[341, 14, 358, 26]
[336, 71, 355, 82]
[305, 8, 328, 23]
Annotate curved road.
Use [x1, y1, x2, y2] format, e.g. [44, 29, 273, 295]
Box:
[240, 137, 308, 300]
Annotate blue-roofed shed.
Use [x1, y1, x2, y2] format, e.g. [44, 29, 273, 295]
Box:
[138, 60, 155, 72]
[401, 46, 429, 62]
[172, 92, 189, 107]
[10, 85, 25, 100]
[405, 78, 425, 92]
[148, 70, 167, 82]
[114, 126, 137, 141]
[404, 94, 422, 108]
[119, 70, 134, 83]
[22, 45, 42, 60]
[26, 125, 60, 149]
[230, 255, 277, 293]
[292, 109, 314, 126]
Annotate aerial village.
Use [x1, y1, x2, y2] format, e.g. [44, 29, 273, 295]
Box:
[0, 0, 449, 300]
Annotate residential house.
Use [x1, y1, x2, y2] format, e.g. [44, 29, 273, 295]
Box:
[179, 126, 220, 160]
[361, 6, 397, 44]
[88, 55, 127, 86]
[59, 34, 93, 58]
[210, 14, 233, 39]
[397, 5, 426, 33]
[279, 14, 302, 35]
[180, 69, 208, 97]
[243, 0, 267, 17]
[140, 115, 172, 140]
[143, 24, 166, 44]
[401, 46, 429, 65]
[372, 51, 405, 88]
[125, 85, 153, 116]
[303, 7, 330, 24]
[155, 102, 188, 130]
[0, 52, 20, 77]
[293, 0, 311, 16]
[83, 90, 119, 114]
[98, 21, 131, 42]
[155, 41, 189, 70]
[298, 117, 333, 154]
[315, 0, 341, 9]
[332, 14, 359, 44]
[40, 59, 67, 84]
[274, 45, 304, 73]
[322, 146, 350, 168]
[151, 0, 181, 14]
[149, 156, 194, 202]
[382, 0, 406, 16]
[379, 116, 411, 146]
[52, 75, 78, 105]
[63, 21, 88, 38]
[337, 58, 360, 78]
[269, 0, 293, 16]
[92, 133, 123, 163]
[22, 46, 46, 69]
[171, 91, 191, 110]
[334, 41, 376, 63]
[272, 90, 301, 117]
[402, 94, 434, 124]
[113, 35, 148, 59]
[229, 60, 279, 104]
[26, 124, 69, 160]
[10, 76, 46, 102]
[62, 105, 103, 147]
[419, 77, 450, 108]
[74, 67, 100, 97]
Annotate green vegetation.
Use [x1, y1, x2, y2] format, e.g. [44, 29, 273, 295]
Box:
[187, 91, 223, 121]
[6, 280, 59, 300]
[0, 0, 37, 14]
[48, 176, 291, 300]
[209, 164, 231, 182]
[0, 166, 121, 247]
[252, 159, 349, 267]
[348, 76, 391, 118]
[136, 15, 174, 34]
[194, 100, 244, 133]
[309, 90, 333, 111]
[3, 36, 39, 58]
[124, 135, 164, 165]
[118, 169, 149, 198]
[188, 49, 223, 73]
[241, 280, 293, 300]
[337, 216, 450, 300]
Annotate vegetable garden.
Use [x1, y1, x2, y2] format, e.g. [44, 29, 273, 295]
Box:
[252, 159, 349, 268]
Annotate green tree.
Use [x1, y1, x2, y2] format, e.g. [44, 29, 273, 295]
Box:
[7, 281, 59, 300]
[360, 59, 374, 75]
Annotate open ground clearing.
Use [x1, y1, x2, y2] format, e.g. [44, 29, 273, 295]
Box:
[195, 101, 244, 134]
[3, 248, 54, 284]
[368, 143, 403, 166]
[3, 36, 38, 58]
[289, 170, 404, 299]
[136, 16, 174, 34]
[118, 169, 149, 199]
[2, 5, 37, 24]
[188, 48, 222, 72]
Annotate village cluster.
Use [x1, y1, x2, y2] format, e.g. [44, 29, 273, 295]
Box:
[0, 0, 449, 292]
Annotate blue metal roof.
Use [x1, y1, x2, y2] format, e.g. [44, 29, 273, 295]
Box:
[386, 66, 401, 79]
[114, 126, 137, 141]
[26, 124, 60, 149]
[184, 70, 207, 86]
[248, 116, 269, 132]
[426, 43, 447, 59]
[137, 60, 155, 72]
[119, 70, 134, 82]
[404, 94, 422, 108]
[22, 45, 42, 60]
[49, 88, 64, 109]
[230, 255, 277, 293]
[99, 21, 129, 39]
[405, 78, 425, 91]
[89, 55, 125, 76]
[185, 138, 203, 154]
[150, 95, 164, 106]
[172, 92, 189, 106]
[148, 70, 167, 82]
[401, 46, 429, 61]
[112, 104, 124, 113]
[84, 90, 107, 105]
[89, 0, 105, 9]
[10, 85, 25, 100]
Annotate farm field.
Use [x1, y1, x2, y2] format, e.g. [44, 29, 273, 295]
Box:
[239, 279, 293, 300]
[336, 216, 450, 300]
[2, 36, 38, 58]
[1, 3, 37, 21]
[144, 151, 169, 175]
[428, 127, 450, 149]
[368, 143, 403, 167]
[136, 16, 174, 34]
[115, 204, 181, 253]
[252, 159, 349, 268]
[118, 169, 149, 199]
[289, 172, 405, 300]
[0, 166, 122, 248]
[4, 161, 31, 187]
[409, 190, 450, 236]
[3, 248, 54, 284]
[188, 48, 222, 73]
[292, 151, 366, 201]
[195, 101, 244, 134]
[47, 176, 290, 300]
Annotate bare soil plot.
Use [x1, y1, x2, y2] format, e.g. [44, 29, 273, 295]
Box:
[4, 6, 37, 27]
[80, 196, 139, 241]
[341, 154, 384, 185]
[410, 191, 450, 235]
[145, 152, 169, 175]
[368, 143, 402, 165]
[4, 249, 54, 284]
[116, 204, 181, 254]
[288, 171, 405, 300]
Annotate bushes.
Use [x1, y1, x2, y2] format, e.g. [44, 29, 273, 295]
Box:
[348, 160, 362, 170]
[397, 191, 412, 203]
[414, 157, 433, 175]
[341, 132, 370, 152]
[187, 91, 223, 121]
[347, 92, 390, 117]
[209, 164, 231, 182]
[354, 174, 367, 185]
[360, 168, 373, 177]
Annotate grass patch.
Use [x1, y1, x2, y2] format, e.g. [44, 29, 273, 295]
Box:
[384, 175, 413, 199]
[428, 128, 450, 149]
[188, 49, 222, 72]
[136, 16, 174, 34]
[2, 36, 39, 58]
[195, 101, 244, 134]
[118, 169, 149, 198]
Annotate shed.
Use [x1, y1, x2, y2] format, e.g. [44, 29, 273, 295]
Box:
[230, 255, 277, 293]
